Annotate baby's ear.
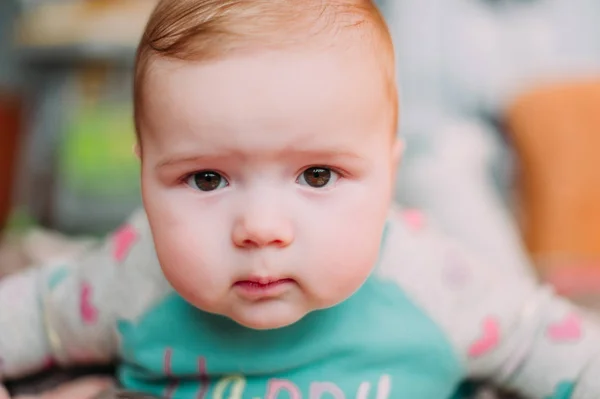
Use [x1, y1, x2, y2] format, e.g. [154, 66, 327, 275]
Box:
[389, 138, 403, 188]
[133, 143, 141, 159]
[391, 138, 403, 168]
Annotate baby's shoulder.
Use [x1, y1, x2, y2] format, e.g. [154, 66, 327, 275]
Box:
[377, 205, 472, 285]
[376, 205, 525, 294]
[375, 205, 506, 327]
[375, 205, 540, 360]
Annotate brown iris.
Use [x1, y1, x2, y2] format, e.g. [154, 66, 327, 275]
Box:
[302, 167, 331, 188]
[193, 171, 224, 191]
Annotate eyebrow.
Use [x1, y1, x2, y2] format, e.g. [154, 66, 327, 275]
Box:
[155, 149, 366, 169]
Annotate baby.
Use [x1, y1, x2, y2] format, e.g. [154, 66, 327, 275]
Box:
[1, 0, 600, 398]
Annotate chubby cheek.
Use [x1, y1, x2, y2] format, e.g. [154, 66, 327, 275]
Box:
[313, 223, 383, 307]
[155, 229, 227, 305]
[301, 184, 389, 307]
[144, 192, 232, 311]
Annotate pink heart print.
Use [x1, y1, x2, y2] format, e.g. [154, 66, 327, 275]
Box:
[402, 209, 425, 231]
[80, 281, 98, 325]
[112, 224, 138, 262]
[547, 313, 582, 342]
[468, 317, 501, 358]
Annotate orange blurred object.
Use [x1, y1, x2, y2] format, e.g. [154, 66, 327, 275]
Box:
[506, 79, 600, 294]
[15, 0, 157, 48]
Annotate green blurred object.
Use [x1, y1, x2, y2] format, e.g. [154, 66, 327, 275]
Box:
[59, 104, 140, 197]
[4, 207, 38, 233]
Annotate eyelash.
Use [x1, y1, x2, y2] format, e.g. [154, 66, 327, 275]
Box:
[295, 165, 346, 178]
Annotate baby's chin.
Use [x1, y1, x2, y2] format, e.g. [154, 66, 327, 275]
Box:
[224, 294, 353, 330]
[232, 314, 304, 330]
[226, 301, 311, 330]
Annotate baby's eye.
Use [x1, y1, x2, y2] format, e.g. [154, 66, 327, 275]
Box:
[187, 171, 229, 192]
[297, 167, 339, 188]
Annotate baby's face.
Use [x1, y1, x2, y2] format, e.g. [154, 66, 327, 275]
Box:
[139, 44, 399, 329]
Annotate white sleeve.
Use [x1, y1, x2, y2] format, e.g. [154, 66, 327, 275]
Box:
[0, 209, 167, 380]
[377, 206, 600, 399]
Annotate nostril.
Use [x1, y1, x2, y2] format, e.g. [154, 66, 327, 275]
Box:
[232, 220, 293, 248]
[238, 238, 285, 248]
[242, 239, 258, 248]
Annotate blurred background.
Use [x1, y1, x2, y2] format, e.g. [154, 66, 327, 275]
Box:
[0, 0, 599, 301]
[0, 0, 153, 236]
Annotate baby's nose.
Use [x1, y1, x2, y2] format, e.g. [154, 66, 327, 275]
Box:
[232, 211, 294, 249]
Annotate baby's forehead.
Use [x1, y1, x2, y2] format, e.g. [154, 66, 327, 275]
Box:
[137, 48, 395, 162]
[143, 46, 390, 127]
[134, 0, 396, 142]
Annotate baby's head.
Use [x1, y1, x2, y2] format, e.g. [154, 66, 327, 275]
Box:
[134, 0, 400, 329]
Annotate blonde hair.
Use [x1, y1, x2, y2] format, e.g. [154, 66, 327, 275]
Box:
[134, 0, 397, 140]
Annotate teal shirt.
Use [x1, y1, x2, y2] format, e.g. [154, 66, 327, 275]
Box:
[117, 275, 464, 398]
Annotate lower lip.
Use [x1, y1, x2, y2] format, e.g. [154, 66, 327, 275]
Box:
[234, 279, 294, 299]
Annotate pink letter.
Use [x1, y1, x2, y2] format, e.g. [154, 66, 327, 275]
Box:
[376, 375, 391, 399]
[310, 382, 345, 399]
[266, 379, 301, 399]
[356, 382, 371, 399]
[355, 375, 392, 399]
